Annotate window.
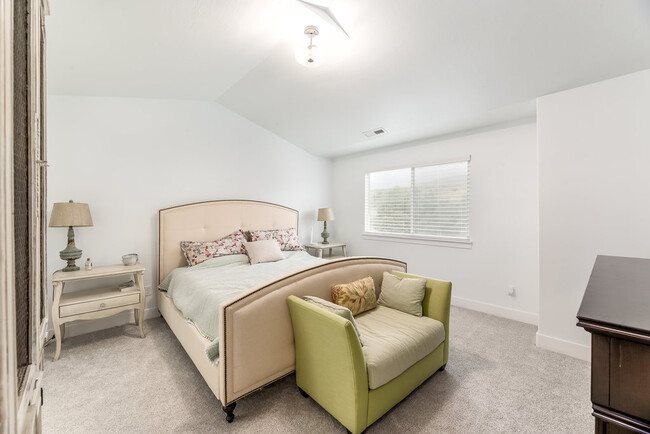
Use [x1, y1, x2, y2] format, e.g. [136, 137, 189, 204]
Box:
[364, 157, 470, 243]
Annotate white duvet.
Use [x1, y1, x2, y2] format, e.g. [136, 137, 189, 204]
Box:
[159, 251, 325, 363]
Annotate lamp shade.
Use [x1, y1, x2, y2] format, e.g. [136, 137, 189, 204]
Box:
[317, 208, 335, 222]
[48, 201, 93, 227]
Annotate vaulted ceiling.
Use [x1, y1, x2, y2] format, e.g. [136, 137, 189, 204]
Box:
[47, 0, 650, 157]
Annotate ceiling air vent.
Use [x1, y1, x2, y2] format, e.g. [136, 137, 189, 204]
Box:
[363, 127, 388, 138]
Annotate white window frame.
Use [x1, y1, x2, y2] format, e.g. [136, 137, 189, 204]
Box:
[363, 156, 472, 248]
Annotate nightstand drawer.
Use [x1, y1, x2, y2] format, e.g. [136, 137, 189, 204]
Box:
[59, 290, 140, 317]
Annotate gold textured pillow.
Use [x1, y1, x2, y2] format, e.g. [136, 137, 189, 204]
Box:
[331, 276, 377, 315]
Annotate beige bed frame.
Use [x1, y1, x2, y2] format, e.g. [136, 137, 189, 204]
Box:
[157, 200, 406, 422]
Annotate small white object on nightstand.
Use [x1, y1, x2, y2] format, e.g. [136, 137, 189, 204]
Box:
[51, 262, 146, 361]
[304, 242, 347, 259]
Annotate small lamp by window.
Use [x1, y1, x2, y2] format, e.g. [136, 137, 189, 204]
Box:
[317, 208, 334, 244]
[49, 200, 93, 272]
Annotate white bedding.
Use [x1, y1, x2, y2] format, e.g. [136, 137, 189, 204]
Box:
[158, 251, 325, 363]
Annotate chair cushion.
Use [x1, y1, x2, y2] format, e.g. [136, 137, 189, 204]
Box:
[355, 306, 445, 389]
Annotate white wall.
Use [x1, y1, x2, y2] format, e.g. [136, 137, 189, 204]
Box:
[331, 123, 539, 323]
[537, 69, 650, 360]
[47, 96, 331, 337]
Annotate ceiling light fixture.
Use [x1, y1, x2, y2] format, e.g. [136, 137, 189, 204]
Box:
[296, 25, 321, 68]
[296, 0, 349, 38]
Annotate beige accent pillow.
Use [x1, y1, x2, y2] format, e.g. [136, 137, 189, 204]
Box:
[377, 271, 427, 316]
[331, 276, 377, 316]
[302, 296, 363, 345]
[244, 240, 285, 265]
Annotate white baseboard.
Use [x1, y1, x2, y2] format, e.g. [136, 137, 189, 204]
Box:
[535, 332, 590, 361]
[451, 295, 538, 325]
[47, 307, 160, 340]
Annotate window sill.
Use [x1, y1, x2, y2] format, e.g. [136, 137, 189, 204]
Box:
[362, 232, 473, 249]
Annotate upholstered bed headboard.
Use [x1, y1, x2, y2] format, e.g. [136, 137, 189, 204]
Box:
[158, 200, 299, 283]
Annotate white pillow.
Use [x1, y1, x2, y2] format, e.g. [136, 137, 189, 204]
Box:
[244, 240, 285, 265]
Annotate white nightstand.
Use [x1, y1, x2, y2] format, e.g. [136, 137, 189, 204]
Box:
[51, 263, 146, 361]
[304, 242, 347, 259]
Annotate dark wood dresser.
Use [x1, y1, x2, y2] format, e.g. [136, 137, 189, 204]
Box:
[577, 255, 650, 434]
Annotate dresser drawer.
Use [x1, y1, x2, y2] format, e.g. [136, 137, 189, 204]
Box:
[59, 289, 140, 318]
[610, 339, 650, 421]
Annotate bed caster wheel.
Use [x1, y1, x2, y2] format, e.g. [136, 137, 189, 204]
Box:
[222, 402, 236, 423]
[298, 387, 309, 398]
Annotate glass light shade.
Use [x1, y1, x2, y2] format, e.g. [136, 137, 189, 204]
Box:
[295, 43, 322, 68]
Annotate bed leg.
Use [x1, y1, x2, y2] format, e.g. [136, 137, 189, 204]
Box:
[298, 387, 309, 398]
[222, 402, 236, 423]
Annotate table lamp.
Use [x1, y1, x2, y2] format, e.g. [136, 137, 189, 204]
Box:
[317, 208, 334, 244]
[49, 200, 93, 272]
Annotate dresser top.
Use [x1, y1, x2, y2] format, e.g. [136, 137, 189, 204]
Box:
[577, 255, 650, 334]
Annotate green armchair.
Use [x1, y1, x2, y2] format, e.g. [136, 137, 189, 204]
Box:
[287, 271, 452, 433]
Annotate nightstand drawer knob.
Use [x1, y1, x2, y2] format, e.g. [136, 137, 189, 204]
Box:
[100, 302, 106, 309]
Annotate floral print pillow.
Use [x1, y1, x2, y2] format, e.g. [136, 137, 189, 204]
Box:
[249, 228, 305, 251]
[180, 229, 246, 266]
[331, 276, 377, 316]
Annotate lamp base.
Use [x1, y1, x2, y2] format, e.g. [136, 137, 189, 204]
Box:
[62, 260, 80, 272]
[60, 226, 82, 272]
[321, 221, 330, 244]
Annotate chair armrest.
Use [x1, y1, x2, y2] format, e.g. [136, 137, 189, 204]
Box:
[389, 271, 452, 364]
[287, 295, 368, 432]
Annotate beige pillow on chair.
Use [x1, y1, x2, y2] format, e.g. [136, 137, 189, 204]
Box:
[302, 296, 363, 345]
[377, 271, 426, 316]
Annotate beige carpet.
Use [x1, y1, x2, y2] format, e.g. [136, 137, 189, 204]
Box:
[42, 307, 593, 433]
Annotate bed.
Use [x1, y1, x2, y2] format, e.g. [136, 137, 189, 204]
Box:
[157, 200, 406, 422]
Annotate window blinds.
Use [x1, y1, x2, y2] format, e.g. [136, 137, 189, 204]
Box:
[365, 158, 470, 240]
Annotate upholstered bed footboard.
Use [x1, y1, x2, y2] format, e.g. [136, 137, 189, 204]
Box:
[158, 200, 407, 419]
[219, 256, 406, 405]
